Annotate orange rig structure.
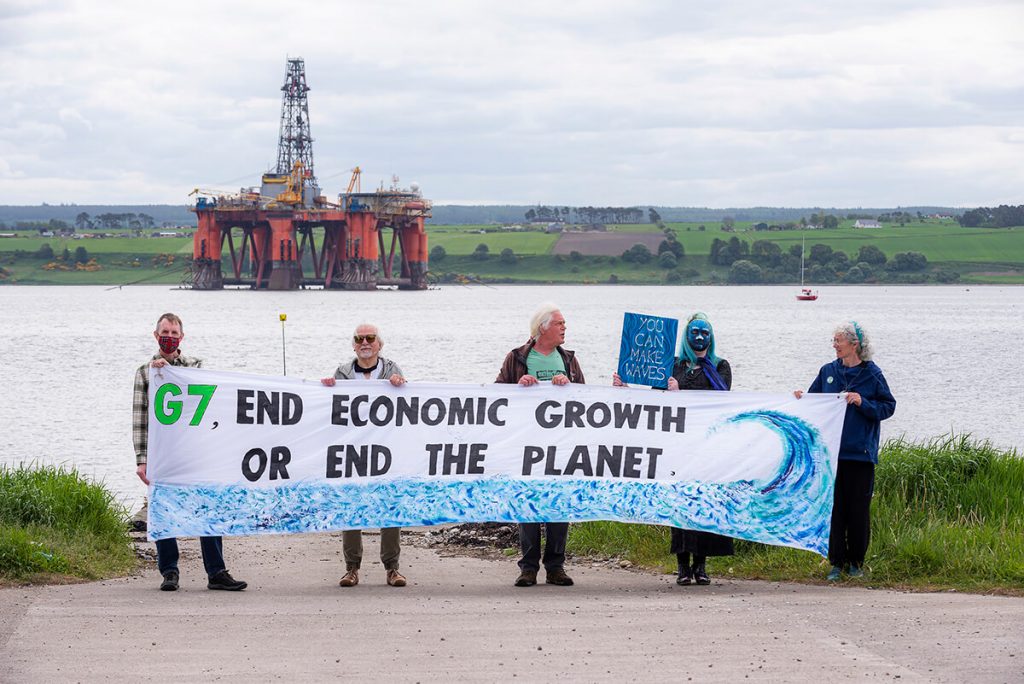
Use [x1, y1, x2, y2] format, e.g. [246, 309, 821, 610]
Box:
[188, 58, 431, 290]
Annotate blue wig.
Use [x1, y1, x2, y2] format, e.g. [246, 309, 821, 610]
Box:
[678, 312, 720, 367]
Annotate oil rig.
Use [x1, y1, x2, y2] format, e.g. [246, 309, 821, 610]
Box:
[189, 58, 431, 290]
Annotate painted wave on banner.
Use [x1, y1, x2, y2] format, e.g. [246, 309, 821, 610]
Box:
[150, 410, 834, 555]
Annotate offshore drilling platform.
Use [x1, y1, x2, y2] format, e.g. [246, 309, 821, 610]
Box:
[189, 58, 431, 290]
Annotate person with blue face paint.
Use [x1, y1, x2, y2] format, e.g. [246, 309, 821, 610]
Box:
[614, 312, 734, 585]
[795, 321, 896, 581]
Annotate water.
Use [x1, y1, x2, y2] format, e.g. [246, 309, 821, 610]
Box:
[1, 284, 1021, 510]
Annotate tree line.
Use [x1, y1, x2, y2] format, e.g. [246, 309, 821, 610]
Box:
[957, 204, 1024, 228]
[707, 236, 947, 284]
[0, 212, 157, 233]
[524, 206, 645, 224]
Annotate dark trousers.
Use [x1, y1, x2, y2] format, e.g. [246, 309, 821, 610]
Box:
[829, 460, 875, 567]
[156, 536, 225, 578]
[518, 522, 568, 572]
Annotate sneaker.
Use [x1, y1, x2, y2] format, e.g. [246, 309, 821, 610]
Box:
[514, 570, 538, 587]
[207, 570, 247, 591]
[160, 570, 179, 592]
[676, 566, 693, 586]
[545, 568, 574, 586]
[826, 565, 843, 582]
[848, 564, 864, 578]
[386, 569, 407, 587]
[338, 568, 359, 587]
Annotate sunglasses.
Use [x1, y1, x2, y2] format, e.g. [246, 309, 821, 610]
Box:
[353, 334, 377, 344]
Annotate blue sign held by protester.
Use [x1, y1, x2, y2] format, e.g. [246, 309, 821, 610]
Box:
[617, 312, 679, 387]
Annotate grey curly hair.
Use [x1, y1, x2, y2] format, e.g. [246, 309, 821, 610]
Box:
[834, 321, 873, 361]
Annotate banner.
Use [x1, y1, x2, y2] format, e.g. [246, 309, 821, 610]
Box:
[617, 311, 678, 387]
[147, 366, 846, 555]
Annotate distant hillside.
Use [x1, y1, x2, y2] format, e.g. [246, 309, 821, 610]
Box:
[1, 203, 963, 227]
[0, 205, 195, 226]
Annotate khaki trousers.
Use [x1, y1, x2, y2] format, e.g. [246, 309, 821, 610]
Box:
[343, 528, 401, 570]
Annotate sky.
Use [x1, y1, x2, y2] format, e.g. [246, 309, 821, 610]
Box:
[1, 0, 1022, 208]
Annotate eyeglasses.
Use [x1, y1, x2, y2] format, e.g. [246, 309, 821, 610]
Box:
[353, 335, 377, 344]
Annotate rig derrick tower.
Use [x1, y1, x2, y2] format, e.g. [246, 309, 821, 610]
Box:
[276, 58, 316, 182]
[190, 57, 430, 292]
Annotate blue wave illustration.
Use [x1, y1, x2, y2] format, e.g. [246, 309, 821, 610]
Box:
[149, 410, 835, 555]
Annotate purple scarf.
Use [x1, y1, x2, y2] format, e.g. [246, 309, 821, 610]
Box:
[699, 356, 728, 391]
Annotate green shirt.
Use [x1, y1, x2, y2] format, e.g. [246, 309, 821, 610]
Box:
[527, 348, 566, 382]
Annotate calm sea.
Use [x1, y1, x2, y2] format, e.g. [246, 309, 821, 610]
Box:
[1, 284, 1020, 510]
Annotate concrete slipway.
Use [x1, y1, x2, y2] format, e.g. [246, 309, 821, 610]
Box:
[1, 531, 1021, 682]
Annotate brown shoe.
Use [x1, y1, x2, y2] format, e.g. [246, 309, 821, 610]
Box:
[386, 569, 407, 587]
[545, 568, 574, 586]
[514, 570, 537, 587]
[338, 568, 359, 587]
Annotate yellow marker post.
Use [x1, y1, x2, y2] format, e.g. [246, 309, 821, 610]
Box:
[279, 313, 288, 375]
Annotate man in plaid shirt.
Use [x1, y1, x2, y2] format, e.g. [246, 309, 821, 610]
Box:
[133, 312, 247, 592]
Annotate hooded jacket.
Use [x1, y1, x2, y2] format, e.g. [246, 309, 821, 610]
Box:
[808, 359, 895, 463]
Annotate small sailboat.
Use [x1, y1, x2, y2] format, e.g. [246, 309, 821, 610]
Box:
[796, 231, 818, 301]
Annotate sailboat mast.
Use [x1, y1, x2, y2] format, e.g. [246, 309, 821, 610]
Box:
[800, 231, 806, 286]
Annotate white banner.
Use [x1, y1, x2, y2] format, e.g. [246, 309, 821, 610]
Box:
[148, 366, 846, 555]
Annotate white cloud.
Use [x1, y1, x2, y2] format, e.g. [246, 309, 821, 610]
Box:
[1, 0, 1022, 206]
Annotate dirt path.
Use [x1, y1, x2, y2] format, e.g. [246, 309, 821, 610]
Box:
[1, 531, 1021, 682]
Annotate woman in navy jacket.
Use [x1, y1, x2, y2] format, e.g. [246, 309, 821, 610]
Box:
[796, 321, 895, 581]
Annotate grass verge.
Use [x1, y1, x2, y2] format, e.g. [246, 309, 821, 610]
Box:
[567, 435, 1024, 594]
[0, 464, 135, 585]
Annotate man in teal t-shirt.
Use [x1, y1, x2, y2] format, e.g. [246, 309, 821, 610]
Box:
[526, 346, 567, 382]
[495, 303, 586, 589]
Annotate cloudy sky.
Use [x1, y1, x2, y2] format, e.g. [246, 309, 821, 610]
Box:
[1, 0, 1022, 207]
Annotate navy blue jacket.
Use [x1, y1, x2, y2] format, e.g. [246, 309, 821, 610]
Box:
[808, 359, 895, 463]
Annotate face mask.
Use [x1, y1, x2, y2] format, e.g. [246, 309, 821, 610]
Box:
[158, 336, 180, 354]
[687, 321, 712, 352]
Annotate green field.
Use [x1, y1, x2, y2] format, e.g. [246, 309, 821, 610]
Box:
[2, 219, 1023, 285]
[659, 220, 1024, 262]
[429, 229, 558, 256]
[0, 236, 192, 254]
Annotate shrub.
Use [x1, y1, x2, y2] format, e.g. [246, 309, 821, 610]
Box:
[842, 265, 867, 283]
[857, 244, 887, 265]
[890, 251, 928, 271]
[0, 464, 133, 581]
[728, 259, 762, 283]
[430, 245, 446, 262]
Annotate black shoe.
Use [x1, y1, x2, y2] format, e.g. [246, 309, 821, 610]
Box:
[207, 570, 247, 591]
[694, 565, 710, 585]
[514, 570, 537, 587]
[160, 570, 179, 591]
[676, 566, 693, 586]
[545, 568, 574, 586]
